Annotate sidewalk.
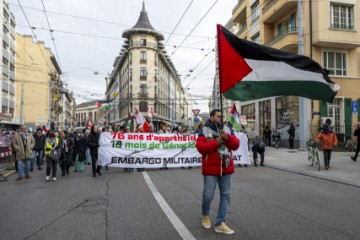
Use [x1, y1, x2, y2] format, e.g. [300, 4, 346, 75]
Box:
[264, 147, 360, 187]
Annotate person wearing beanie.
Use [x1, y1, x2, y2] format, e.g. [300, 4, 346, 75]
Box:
[44, 132, 61, 181]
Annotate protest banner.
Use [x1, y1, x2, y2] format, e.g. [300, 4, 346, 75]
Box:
[98, 132, 250, 168]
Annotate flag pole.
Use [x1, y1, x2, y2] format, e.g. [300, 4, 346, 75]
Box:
[217, 24, 224, 126]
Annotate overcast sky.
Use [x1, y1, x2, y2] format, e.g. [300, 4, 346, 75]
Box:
[8, 0, 235, 113]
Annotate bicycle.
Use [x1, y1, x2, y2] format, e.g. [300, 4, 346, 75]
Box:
[307, 140, 320, 171]
[344, 139, 357, 152]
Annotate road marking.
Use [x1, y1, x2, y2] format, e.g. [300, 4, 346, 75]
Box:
[142, 172, 196, 240]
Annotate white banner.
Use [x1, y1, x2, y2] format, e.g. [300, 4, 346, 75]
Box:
[98, 132, 250, 168]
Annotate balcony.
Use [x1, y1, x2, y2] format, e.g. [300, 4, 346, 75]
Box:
[313, 24, 360, 49]
[232, 0, 246, 23]
[264, 27, 298, 51]
[234, 23, 247, 37]
[140, 75, 147, 80]
[140, 59, 147, 64]
[129, 41, 157, 49]
[262, 0, 297, 24]
[2, 82, 9, 91]
[138, 93, 149, 98]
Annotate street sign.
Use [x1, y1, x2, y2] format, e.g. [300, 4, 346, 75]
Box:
[352, 100, 358, 116]
[192, 109, 200, 117]
[193, 117, 200, 123]
[312, 112, 320, 115]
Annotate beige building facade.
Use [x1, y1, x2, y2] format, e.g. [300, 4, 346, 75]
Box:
[227, 0, 360, 144]
[106, 3, 189, 131]
[15, 34, 63, 130]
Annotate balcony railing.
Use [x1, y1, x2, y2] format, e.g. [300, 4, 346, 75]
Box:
[330, 23, 354, 30]
[232, 0, 245, 14]
[138, 93, 149, 98]
[262, 0, 277, 14]
[140, 75, 147, 80]
[140, 59, 147, 64]
[264, 27, 297, 46]
[235, 23, 247, 36]
[130, 41, 157, 49]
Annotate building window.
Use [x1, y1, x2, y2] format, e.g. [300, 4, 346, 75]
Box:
[3, 25, 9, 34]
[129, 52, 132, 65]
[9, 64, 14, 72]
[10, 20, 15, 28]
[3, 41, 8, 50]
[139, 101, 148, 112]
[140, 84, 147, 98]
[2, 106, 8, 113]
[154, 53, 157, 66]
[140, 51, 147, 63]
[322, 50, 347, 76]
[330, 3, 354, 30]
[130, 85, 132, 98]
[2, 57, 8, 66]
[140, 39, 147, 46]
[251, 0, 260, 22]
[251, 32, 260, 44]
[3, 9, 9, 20]
[140, 68, 147, 80]
[130, 68, 132, 81]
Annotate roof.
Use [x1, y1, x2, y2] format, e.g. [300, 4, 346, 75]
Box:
[132, 2, 154, 30]
[122, 2, 164, 40]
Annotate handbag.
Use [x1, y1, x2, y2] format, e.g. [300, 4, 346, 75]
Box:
[49, 149, 61, 161]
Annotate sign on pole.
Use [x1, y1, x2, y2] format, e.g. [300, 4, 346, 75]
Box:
[352, 100, 358, 116]
[192, 109, 200, 117]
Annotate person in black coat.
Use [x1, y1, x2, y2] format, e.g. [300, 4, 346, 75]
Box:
[252, 140, 265, 167]
[263, 126, 271, 147]
[89, 125, 102, 177]
[74, 132, 87, 172]
[351, 122, 360, 161]
[32, 128, 46, 170]
[288, 123, 296, 149]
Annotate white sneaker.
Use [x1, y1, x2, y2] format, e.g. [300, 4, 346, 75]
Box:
[46, 176, 50, 181]
[52, 177, 57, 181]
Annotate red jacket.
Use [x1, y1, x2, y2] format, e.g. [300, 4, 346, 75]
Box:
[196, 121, 240, 176]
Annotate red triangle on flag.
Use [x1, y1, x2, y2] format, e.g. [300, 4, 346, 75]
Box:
[217, 24, 253, 93]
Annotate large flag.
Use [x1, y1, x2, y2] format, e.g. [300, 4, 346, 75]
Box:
[217, 25, 340, 103]
[135, 108, 149, 133]
[98, 102, 111, 111]
[147, 106, 154, 120]
[227, 103, 241, 132]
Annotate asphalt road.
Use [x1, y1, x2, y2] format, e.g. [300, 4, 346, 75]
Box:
[1, 165, 360, 240]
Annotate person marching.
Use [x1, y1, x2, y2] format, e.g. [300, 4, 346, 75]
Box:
[12, 125, 36, 181]
[89, 125, 102, 177]
[59, 130, 73, 176]
[315, 124, 338, 170]
[351, 122, 360, 161]
[32, 128, 46, 171]
[263, 125, 271, 147]
[196, 109, 239, 235]
[44, 132, 61, 181]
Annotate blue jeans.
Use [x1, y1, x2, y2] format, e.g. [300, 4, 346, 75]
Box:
[17, 159, 31, 177]
[32, 150, 43, 169]
[202, 174, 232, 226]
[85, 148, 91, 164]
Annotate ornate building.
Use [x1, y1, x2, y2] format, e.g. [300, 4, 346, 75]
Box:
[105, 2, 189, 131]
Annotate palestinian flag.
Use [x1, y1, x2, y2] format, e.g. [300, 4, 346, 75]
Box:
[227, 103, 240, 132]
[135, 108, 148, 133]
[217, 25, 340, 103]
[97, 102, 111, 111]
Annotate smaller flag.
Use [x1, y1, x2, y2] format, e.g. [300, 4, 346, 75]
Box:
[86, 121, 93, 127]
[136, 108, 148, 133]
[98, 102, 111, 111]
[127, 112, 132, 127]
[227, 103, 241, 132]
[42, 125, 47, 133]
